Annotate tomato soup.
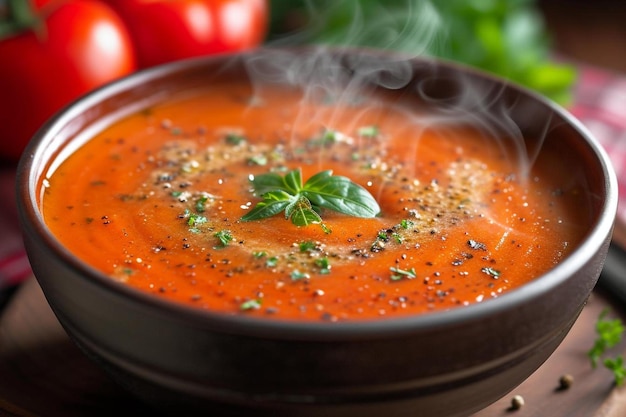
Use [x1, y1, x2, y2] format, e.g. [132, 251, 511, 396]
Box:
[42, 82, 589, 321]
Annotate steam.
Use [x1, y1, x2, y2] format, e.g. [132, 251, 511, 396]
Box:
[269, 0, 442, 55]
[241, 0, 556, 181]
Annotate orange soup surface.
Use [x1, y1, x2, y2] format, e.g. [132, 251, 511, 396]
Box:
[42, 82, 589, 321]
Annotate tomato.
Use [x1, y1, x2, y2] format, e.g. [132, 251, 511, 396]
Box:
[102, 0, 268, 68]
[0, 0, 137, 161]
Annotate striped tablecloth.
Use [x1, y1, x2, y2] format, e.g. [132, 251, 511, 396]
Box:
[1, 64, 625, 292]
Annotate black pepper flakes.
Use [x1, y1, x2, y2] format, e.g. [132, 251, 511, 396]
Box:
[467, 239, 487, 250]
[320, 312, 337, 321]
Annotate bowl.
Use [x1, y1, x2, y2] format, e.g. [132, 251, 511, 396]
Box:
[16, 48, 618, 417]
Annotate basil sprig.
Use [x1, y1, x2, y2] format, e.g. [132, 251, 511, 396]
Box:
[241, 168, 380, 229]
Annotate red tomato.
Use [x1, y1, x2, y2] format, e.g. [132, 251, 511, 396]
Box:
[0, 1, 137, 161]
[102, 0, 268, 68]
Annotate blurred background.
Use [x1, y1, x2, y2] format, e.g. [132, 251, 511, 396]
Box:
[267, 0, 626, 101]
[540, 0, 626, 73]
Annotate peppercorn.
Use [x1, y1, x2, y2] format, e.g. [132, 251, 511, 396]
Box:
[559, 374, 574, 390]
[510, 395, 524, 410]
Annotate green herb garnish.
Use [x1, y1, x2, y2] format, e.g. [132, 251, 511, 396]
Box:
[248, 154, 268, 166]
[314, 257, 331, 274]
[390, 266, 416, 281]
[241, 168, 380, 230]
[589, 309, 624, 367]
[291, 270, 310, 281]
[213, 230, 233, 248]
[604, 357, 626, 387]
[358, 125, 379, 138]
[588, 309, 626, 386]
[187, 212, 207, 232]
[266, 256, 279, 267]
[481, 267, 501, 278]
[400, 219, 414, 229]
[240, 299, 262, 311]
[225, 133, 246, 145]
[299, 241, 316, 252]
[320, 129, 338, 144]
[310, 129, 346, 146]
[195, 195, 209, 213]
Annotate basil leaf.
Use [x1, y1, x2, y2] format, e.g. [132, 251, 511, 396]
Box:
[283, 169, 303, 193]
[250, 172, 293, 196]
[303, 172, 380, 217]
[241, 193, 293, 221]
[263, 190, 295, 201]
[241, 167, 380, 229]
[285, 195, 312, 220]
[291, 206, 323, 227]
[304, 170, 333, 184]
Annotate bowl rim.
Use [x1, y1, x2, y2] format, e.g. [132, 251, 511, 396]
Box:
[16, 47, 620, 341]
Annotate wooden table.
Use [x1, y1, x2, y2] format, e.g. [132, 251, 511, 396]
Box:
[0, 275, 625, 417]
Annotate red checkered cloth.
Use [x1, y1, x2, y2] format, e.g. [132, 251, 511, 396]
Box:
[0, 168, 31, 289]
[569, 67, 626, 246]
[0, 65, 625, 290]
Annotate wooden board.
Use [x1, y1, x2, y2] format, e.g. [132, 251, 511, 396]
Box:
[0, 276, 625, 417]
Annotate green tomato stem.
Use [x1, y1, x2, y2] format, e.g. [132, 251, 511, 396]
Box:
[0, 0, 43, 40]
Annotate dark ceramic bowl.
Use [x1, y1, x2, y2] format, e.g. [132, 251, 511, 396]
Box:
[17, 48, 618, 417]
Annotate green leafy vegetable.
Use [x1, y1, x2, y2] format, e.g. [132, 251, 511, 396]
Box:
[268, 0, 576, 104]
[604, 357, 626, 387]
[588, 309, 626, 386]
[589, 309, 624, 367]
[241, 168, 380, 230]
